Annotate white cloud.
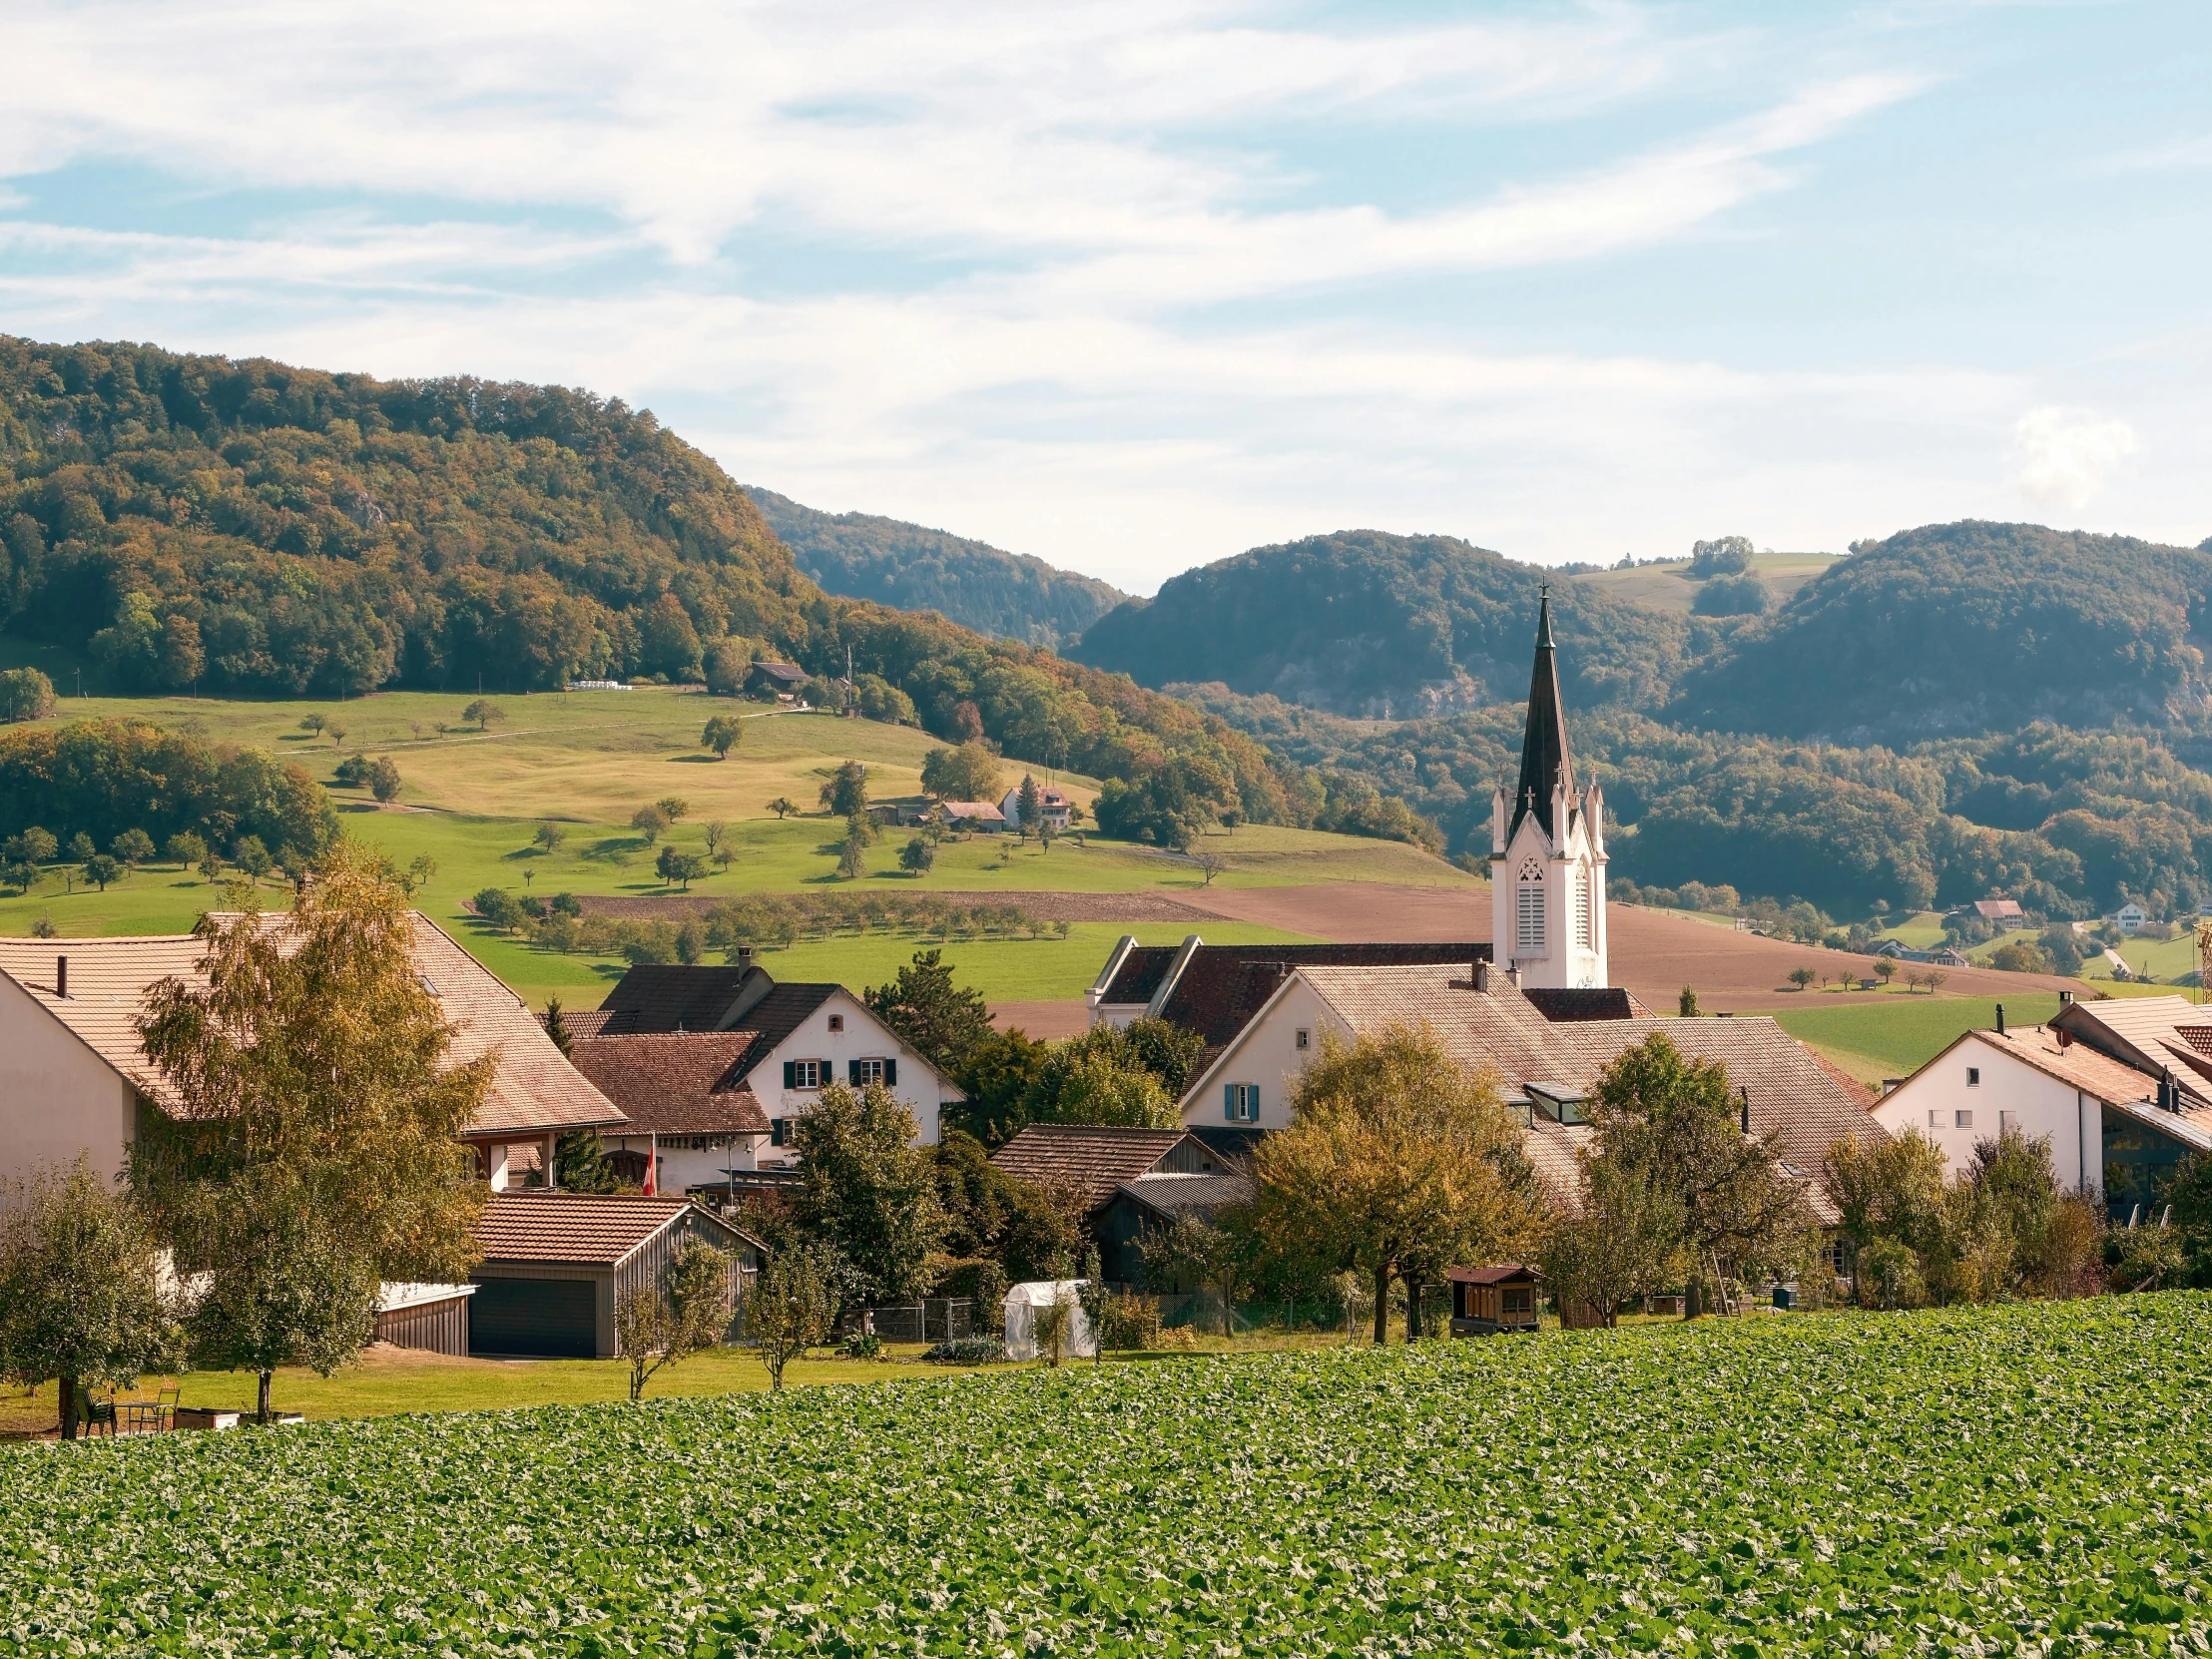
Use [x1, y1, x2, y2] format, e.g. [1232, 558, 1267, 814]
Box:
[2011, 405, 2139, 513]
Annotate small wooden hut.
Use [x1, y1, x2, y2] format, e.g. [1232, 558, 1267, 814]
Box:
[1447, 1264, 1542, 1336]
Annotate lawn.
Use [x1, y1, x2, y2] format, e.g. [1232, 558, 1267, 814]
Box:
[8, 1296, 2210, 1656]
[1773, 992, 2069, 1081]
[2082, 929, 2200, 986]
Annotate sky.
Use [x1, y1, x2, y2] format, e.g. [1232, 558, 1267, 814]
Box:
[1, 1, 2206, 593]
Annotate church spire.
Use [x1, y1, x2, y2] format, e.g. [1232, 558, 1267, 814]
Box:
[1509, 585, 1573, 841]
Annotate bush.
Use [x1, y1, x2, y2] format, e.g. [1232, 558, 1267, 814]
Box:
[839, 1331, 884, 1360]
[0, 668, 57, 724]
[1692, 573, 1770, 617]
[1099, 1293, 1162, 1351]
[921, 1337, 1007, 1364]
[473, 887, 526, 929]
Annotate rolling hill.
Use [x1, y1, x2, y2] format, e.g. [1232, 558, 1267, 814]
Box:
[744, 486, 1125, 650]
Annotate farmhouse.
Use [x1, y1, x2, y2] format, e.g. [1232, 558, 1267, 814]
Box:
[988, 1124, 1237, 1286]
[939, 800, 1008, 831]
[469, 1192, 764, 1360]
[999, 784, 1072, 832]
[565, 960, 960, 1166]
[746, 660, 810, 700]
[1873, 994, 2212, 1218]
[0, 917, 626, 1192]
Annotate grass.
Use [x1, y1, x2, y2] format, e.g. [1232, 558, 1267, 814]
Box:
[1773, 992, 2069, 1082]
[2082, 928, 2199, 984]
[1568, 551, 1841, 615]
[10, 1297, 2211, 1655]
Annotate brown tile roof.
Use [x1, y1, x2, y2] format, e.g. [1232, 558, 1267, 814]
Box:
[559, 1008, 618, 1038]
[1967, 1024, 2157, 1107]
[1296, 965, 1876, 1224]
[594, 964, 763, 1033]
[1522, 986, 1648, 1022]
[1113, 1170, 1257, 1220]
[474, 1192, 759, 1265]
[566, 1035, 772, 1137]
[0, 917, 623, 1139]
[990, 1125, 1215, 1207]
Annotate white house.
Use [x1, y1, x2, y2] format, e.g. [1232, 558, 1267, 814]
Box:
[2104, 901, 2149, 934]
[565, 962, 959, 1190]
[1871, 994, 2212, 1217]
[0, 918, 626, 1194]
[999, 783, 1072, 832]
[1487, 591, 1609, 991]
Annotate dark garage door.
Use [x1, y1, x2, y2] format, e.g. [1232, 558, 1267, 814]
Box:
[469, 1277, 598, 1358]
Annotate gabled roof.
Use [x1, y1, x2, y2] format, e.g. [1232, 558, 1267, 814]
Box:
[1092, 939, 1492, 1050]
[1521, 987, 1646, 1022]
[941, 801, 1007, 821]
[474, 1192, 761, 1266]
[751, 660, 808, 683]
[1943, 1021, 2212, 1151]
[1446, 1263, 1540, 1286]
[1112, 1169, 1257, 1221]
[990, 1125, 1218, 1207]
[1285, 964, 1875, 1224]
[592, 963, 768, 1034]
[566, 1034, 772, 1137]
[1509, 591, 1573, 843]
[0, 916, 624, 1139]
[1972, 899, 2024, 919]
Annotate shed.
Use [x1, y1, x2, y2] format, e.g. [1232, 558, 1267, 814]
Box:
[373, 1282, 476, 1356]
[1001, 1281, 1097, 1361]
[1447, 1264, 1542, 1336]
[469, 1193, 764, 1359]
[1094, 1169, 1257, 1289]
[747, 660, 810, 699]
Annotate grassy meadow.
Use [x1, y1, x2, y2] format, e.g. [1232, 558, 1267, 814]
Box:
[0, 684, 1464, 1002]
[1568, 550, 1842, 615]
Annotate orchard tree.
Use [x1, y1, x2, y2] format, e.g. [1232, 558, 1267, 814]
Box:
[134, 844, 492, 1419]
[702, 715, 743, 759]
[631, 804, 671, 844]
[533, 822, 566, 853]
[165, 830, 209, 869]
[0, 1160, 182, 1439]
[368, 758, 402, 803]
[819, 762, 868, 819]
[616, 1239, 733, 1400]
[113, 829, 156, 867]
[767, 797, 798, 821]
[462, 699, 504, 731]
[749, 1248, 832, 1391]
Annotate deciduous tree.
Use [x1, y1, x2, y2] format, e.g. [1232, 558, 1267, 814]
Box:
[616, 1239, 732, 1399]
[748, 1247, 832, 1391]
[788, 1081, 943, 1310]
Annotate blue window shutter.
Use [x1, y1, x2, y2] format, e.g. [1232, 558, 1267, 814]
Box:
[848, 1058, 863, 1084]
[1249, 1084, 1260, 1122]
[1224, 1083, 1235, 1122]
[783, 1061, 797, 1089]
[884, 1057, 897, 1086]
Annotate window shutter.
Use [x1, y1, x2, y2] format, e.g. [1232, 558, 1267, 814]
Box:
[884, 1057, 897, 1086]
[1248, 1084, 1260, 1122]
[849, 1058, 864, 1084]
[783, 1061, 797, 1089]
[1224, 1083, 1236, 1122]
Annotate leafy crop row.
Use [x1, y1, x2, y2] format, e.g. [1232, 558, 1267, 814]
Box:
[5, 1297, 2211, 1656]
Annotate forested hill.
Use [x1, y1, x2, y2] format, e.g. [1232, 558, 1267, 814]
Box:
[744, 487, 1125, 650]
[1071, 530, 1695, 719]
[0, 336, 1396, 847]
[1673, 522, 2212, 741]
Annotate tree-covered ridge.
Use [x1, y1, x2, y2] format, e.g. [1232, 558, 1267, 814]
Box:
[1072, 529, 1697, 718]
[745, 486, 1126, 651]
[1176, 680, 2212, 919]
[0, 337, 1434, 852]
[1673, 521, 2212, 741]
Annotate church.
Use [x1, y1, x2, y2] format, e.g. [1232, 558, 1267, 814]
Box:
[1489, 589, 1608, 990]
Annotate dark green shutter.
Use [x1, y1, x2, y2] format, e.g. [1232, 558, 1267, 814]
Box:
[884, 1058, 897, 1086]
[1224, 1083, 1235, 1122]
[849, 1059, 864, 1084]
[784, 1061, 797, 1089]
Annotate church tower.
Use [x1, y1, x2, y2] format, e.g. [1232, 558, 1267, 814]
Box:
[1489, 589, 1608, 989]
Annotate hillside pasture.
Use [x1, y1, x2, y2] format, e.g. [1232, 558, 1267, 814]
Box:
[6, 1297, 2209, 1656]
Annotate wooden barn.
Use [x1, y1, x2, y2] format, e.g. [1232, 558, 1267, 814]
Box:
[373, 1283, 477, 1356]
[469, 1193, 765, 1360]
[1448, 1264, 1542, 1336]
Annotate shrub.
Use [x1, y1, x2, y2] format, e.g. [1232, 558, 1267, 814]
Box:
[921, 1337, 1007, 1365]
[839, 1331, 884, 1360]
[0, 667, 58, 723]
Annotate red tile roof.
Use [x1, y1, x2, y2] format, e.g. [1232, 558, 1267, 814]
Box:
[567, 1034, 772, 1137]
[1446, 1263, 1540, 1286]
[990, 1125, 1219, 1207]
[474, 1192, 759, 1266]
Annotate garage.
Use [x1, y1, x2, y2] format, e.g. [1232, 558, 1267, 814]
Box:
[468, 1277, 598, 1358]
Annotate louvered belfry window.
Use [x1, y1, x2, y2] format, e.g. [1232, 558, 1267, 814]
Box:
[1516, 859, 1544, 951]
[1576, 864, 1595, 949]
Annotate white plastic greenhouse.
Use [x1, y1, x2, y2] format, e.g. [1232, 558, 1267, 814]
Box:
[1001, 1280, 1097, 1362]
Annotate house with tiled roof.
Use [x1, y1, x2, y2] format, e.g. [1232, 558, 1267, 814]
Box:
[0, 916, 625, 1194]
[1176, 959, 1874, 1224]
[1874, 992, 2212, 1218]
[987, 1124, 1236, 1289]
[570, 961, 961, 1175]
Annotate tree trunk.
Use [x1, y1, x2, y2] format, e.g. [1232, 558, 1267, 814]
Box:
[1372, 1262, 1389, 1346]
[59, 1373, 80, 1440]
[257, 1370, 273, 1423]
[1404, 1279, 1421, 1342]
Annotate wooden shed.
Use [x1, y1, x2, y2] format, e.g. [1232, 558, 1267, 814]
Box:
[1447, 1264, 1542, 1336]
[470, 1193, 765, 1360]
[373, 1283, 476, 1356]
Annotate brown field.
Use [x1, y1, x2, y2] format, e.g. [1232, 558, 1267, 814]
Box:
[583, 890, 1219, 924]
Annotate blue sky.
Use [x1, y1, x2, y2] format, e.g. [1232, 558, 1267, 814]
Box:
[1, 0, 2206, 591]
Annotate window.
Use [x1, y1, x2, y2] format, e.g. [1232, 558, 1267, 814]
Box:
[1575, 866, 1594, 949]
[1224, 1083, 1261, 1123]
[1502, 1288, 1532, 1317]
[784, 1059, 826, 1090]
[1929, 1109, 1942, 1129]
[1295, 1028, 1310, 1051]
[827, 1013, 844, 1033]
[770, 1118, 794, 1147]
[1999, 1110, 2018, 1133]
[848, 1057, 892, 1086]
[1954, 1110, 1973, 1130]
[1966, 1067, 1980, 1087]
[1516, 859, 1545, 952]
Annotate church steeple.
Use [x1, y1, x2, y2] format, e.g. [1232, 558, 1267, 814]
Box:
[1509, 585, 1573, 841]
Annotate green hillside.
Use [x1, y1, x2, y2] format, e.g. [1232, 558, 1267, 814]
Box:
[745, 485, 1126, 650]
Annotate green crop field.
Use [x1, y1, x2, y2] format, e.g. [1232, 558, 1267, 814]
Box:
[7, 1296, 2210, 1656]
[1774, 993, 2067, 1081]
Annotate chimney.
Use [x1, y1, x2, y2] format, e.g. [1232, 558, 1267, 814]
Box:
[736, 945, 756, 971]
[1504, 964, 1520, 989]
[1995, 1003, 2005, 1037]
[1474, 959, 1491, 993]
[55, 954, 67, 999]
[2058, 989, 2073, 1006]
